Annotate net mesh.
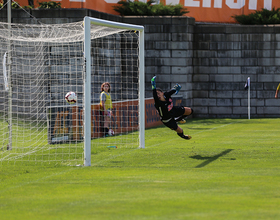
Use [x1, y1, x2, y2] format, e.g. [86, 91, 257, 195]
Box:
[0, 20, 141, 165]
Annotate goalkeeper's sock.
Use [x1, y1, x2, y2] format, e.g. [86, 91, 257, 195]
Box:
[177, 132, 192, 140]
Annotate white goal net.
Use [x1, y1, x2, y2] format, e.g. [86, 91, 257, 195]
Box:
[0, 17, 145, 166]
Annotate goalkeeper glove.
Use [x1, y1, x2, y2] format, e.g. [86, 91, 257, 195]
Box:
[151, 76, 156, 89]
[173, 83, 181, 95]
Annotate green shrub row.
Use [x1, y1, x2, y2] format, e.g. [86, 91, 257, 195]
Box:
[113, 0, 188, 16]
[0, 1, 61, 9]
[37, 1, 61, 9]
[233, 8, 280, 25]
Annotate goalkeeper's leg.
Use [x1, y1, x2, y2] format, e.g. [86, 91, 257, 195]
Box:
[183, 107, 193, 116]
[175, 107, 193, 122]
[163, 119, 192, 140]
[176, 126, 192, 140]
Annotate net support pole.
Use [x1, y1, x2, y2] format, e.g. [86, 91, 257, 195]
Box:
[8, 0, 12, 150]
[139, 30, 145, 149]
[248, 77, 250, 120]
[83, 16, 91, 166]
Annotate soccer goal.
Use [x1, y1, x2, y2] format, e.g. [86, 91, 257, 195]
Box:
[0, 17, 145, 166]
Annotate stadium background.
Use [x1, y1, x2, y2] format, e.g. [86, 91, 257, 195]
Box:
[1, 1, 280, 119]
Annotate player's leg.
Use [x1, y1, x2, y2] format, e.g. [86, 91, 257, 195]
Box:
[104, 114, 110, 137]
[183, 107, 193, 116]
[174, 107, 193, 122]
[175, 126, 192, 140]
[100, 110, 106, 136]
[163, 119, 191, 140]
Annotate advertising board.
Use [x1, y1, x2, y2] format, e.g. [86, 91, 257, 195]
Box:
[47, 97, 183, 143]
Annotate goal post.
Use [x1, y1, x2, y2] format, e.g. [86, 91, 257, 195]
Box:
[83, 16, 145, 166]
[0, 17, 145, 166]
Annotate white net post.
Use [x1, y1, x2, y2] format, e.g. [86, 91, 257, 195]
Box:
[83, 17, 145, 166]
[83, 17, 91, 166]
[139, 29, 145, 149]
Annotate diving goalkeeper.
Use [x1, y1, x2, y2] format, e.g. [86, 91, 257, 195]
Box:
[275, 83, 280, 98]
[151, 76, 193, 140]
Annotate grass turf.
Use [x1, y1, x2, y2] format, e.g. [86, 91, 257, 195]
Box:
[0, 118, 279, 219]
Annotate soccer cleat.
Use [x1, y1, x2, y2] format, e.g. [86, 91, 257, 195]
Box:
[183, 135, 192, 140]
[177, 132, 192, 140]
[179, 119, 186, 124]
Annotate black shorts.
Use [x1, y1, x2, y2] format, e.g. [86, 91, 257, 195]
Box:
[161, 106, 185, 130]
[171, 106, 185, 118]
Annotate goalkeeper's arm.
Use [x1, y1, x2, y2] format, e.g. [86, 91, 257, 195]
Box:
[151, 76, 160, 102]
[275, 83, 280, 98]
[164, 84, 181, 97]
[151, 76, 156, 90]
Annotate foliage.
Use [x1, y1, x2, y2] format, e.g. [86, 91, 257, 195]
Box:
[0, 0, 60, 9]
[0, 1, 21, 9]
[113, 0, 188, 16]
[23, 5, 34, 9]
[11, 1, 21, 9]
[38, 1, 61, 9]
[233, 7, 280, 24]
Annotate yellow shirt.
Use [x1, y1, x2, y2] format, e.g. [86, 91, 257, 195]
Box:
[100, 91, 112, 111]
[277, 83, 280, 91]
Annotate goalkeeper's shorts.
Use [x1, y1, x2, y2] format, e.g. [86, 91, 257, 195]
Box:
[161, 106, 185, 130]
[171, 106, 185, 119]
[162, 118, 178, 130]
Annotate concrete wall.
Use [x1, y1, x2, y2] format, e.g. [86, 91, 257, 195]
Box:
[192, 25, 280, 118]
[124, 17, 280, 118]
[1, 9, 280, 118]
[123, 16, 195, 108]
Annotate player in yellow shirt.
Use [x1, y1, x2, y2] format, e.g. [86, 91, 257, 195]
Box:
[100, 82, 113, 137]
[275, 83, 280, 99]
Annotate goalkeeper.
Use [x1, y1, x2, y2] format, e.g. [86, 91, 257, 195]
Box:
[275, 83, 280, 98]
[151, 76, 193, 140]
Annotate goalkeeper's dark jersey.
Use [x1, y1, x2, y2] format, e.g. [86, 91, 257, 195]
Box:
[153, 88, 176, 121]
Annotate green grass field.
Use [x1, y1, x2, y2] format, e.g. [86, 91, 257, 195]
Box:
[0, 118, 280, 220]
